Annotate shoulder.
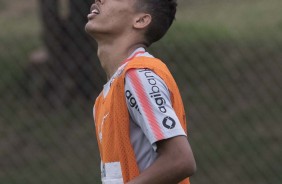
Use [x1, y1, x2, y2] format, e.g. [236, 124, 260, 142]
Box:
[125, 56, 168, 73]
[124, 68, 187, 145]
[124, 68, 171, 116]
[125, 68, 169, 92]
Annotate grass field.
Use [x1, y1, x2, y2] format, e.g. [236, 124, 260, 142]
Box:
[1, 0, 282, 184]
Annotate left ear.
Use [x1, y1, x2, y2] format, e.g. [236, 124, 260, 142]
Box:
[133, 13, 152, 29]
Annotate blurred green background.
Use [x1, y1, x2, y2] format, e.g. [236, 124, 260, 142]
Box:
[1, 0, 282, 183]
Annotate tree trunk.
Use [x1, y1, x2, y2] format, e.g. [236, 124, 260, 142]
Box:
[30, 0, 105, 106]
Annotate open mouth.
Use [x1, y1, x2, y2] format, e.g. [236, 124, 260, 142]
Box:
[92, 9, 100, 14]
[90, 4, 100, 15]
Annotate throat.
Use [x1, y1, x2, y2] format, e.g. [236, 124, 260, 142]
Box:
[98, 48, 126, 80]
[97, 41, 147, 80]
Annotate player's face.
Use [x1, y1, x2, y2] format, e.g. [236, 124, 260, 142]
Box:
[85, 0, 137, 37]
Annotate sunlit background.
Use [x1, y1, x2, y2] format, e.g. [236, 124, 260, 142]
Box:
[1, 0, 282, 183]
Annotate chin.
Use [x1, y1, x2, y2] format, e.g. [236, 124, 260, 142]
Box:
[85, 22, 102, 38]
[85, 22, 94, 35]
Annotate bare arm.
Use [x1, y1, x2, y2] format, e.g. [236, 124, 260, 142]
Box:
[127, 136, 196, 184]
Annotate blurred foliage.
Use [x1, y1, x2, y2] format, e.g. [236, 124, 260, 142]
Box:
[1, 0, 282, 184]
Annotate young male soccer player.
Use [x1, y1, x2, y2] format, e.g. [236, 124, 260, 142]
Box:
[85, 0, 196, 183]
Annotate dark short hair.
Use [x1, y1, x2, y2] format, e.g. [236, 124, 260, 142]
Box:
[135, 0, 177, 46]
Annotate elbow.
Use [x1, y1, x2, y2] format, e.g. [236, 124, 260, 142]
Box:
[177, 154, 197, 178]
[184, 158, 197, 176]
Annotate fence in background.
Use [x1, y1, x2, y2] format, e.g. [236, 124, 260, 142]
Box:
[1, 0, 282, 184]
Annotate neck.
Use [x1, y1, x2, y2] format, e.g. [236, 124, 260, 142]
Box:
[96, 36, 147, 80]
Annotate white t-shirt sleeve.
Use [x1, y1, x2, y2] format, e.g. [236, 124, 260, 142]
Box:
[124, 68, 186, 150]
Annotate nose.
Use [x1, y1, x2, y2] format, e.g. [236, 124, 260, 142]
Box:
[95, 0, 104, 4]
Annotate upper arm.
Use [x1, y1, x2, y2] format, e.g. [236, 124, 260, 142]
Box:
[124, 68, 196, 182]
[157, 136, 196, 176]
[124, 68, 187, 150]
